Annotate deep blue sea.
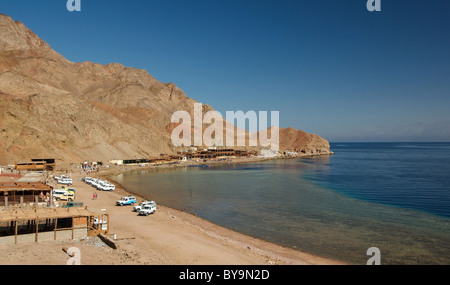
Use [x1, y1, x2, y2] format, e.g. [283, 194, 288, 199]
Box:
[112, 143, 450, 264]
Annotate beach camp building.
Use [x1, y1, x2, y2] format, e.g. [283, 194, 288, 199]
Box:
[31, 159, 56, 171]
[178, 148, 255, 160]
[0, 207, 110, 245]
[109, 159, 148, 166]
[0, 182, 53, 208]
[15, 158, 56, 172]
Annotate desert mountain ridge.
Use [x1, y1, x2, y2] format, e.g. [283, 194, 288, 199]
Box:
[0, 14, 332, 165]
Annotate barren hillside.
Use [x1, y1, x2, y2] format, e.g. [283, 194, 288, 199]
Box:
[0, 14, 331, 165]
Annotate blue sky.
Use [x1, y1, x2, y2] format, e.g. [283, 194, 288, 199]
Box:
[2, 0, 450, 142]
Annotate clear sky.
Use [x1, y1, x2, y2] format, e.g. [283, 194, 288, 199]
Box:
[2, 0, 450, 142]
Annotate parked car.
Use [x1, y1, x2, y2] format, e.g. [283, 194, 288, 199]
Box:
[139, 204, 157, 216]
[133, 200, 156, 212]
[83, 177, 116, 191]
[54, 185, 69, 191]
[53, 189, 70, 200]
[58, 178, 73, 185]
[55, 175, 69, 181]
[97, 181, 113, 191]
[105, 184, 115, 191]
[86, 178, 97, 186]
[82, 177, 92, 182]
[58, 192, 75, 201]
[116, 196, 136, 206]
[89, 179, 99, 187]
[64, 201, 83, 208]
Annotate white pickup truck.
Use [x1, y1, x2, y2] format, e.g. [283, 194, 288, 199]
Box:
[133, 200, 156, 212]
[139, 204, 157, 216]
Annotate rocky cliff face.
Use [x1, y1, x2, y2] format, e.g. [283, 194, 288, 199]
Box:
[0, 14, 332, 165]
[278, 128, 332, 156]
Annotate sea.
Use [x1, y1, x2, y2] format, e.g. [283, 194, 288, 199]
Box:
[111, 142, 450, 265]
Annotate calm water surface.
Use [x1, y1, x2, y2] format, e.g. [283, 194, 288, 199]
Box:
[112, 143, 450, 264]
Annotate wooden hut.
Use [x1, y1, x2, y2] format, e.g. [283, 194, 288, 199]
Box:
[0, 207, 109, 245]
[0, 182, 53, 207]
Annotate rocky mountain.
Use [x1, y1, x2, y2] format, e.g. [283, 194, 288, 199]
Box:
[0, 14, 332, 165]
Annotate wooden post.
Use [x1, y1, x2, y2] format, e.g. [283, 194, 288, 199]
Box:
[20, 197, 23, 208]
[35, 218, 38, 242]
[35, 196, 39, 208]
[71, 218, 74, 240]
[106, 214, 110, 235]
[15, 220, 18, 245]
[88, 216, 92, 232]
[4, 196, 8, 208]
[54, 218, 58, 241]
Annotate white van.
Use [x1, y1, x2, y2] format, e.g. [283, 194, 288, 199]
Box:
[53, 189, 69, 200]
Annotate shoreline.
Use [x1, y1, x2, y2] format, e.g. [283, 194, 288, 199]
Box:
[89, 154, 345, 265]
[0, 153, 346, 265]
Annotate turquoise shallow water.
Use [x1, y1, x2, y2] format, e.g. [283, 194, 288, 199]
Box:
[112, 143, 450, 264]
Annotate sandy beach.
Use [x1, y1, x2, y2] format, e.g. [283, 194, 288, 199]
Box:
[0, 157, 345, 265]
